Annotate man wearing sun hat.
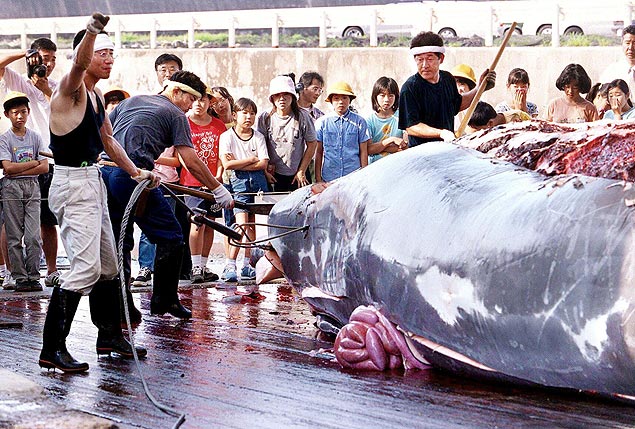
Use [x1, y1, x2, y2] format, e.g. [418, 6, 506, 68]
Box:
[398, 31, 496, 146]
[314, 80, 370, 183]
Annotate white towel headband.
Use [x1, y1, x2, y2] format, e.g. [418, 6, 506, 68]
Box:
[164, 80, 202, 99]
[410, 46, 446, 56]
[72, 33, 116, 62]
[93, 33, 115, 52]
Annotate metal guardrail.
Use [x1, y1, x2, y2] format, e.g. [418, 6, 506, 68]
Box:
[0, 1, 633, 50]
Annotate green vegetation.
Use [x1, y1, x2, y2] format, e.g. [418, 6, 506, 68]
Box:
[0, 31, 621, 50]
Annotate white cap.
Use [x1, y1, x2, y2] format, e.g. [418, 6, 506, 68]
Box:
[269, 75, 297, 102]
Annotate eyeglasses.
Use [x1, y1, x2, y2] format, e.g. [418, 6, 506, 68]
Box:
[211, 98, 227, 109]
[307, 85, 323, 94]
[94, 50, 116, 59]
[157, 66, 179, 75]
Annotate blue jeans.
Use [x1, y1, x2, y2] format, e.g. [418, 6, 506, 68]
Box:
[138, 196, 176, 270]
[101, 166, 182, 251]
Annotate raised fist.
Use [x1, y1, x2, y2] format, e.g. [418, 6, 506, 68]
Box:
[87, 12, 110, 34]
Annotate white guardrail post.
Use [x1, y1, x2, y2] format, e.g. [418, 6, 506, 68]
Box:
[50, 23, 58, 46]
[272, 14, 280, 48]
[370, 9, 378, 47]
[228, 16, 236, 48]
[113, 18, 122, 50]
[552, 3, 560, 47]
[627, 3, 634, 27]
[485, 6, 494, 47]
[150, 19, 157, 49]
[188, 17, 196, 48]
[319, 12, 327, 47]
[20, 23, 27, 50]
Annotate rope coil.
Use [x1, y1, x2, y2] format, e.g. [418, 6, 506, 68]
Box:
[117, 179, 186, 429]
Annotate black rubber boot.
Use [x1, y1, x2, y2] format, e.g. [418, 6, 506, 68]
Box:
[90, 279, 147, 358]
[120, 251, 142, 324]
[38, 287, 89, 373]
[150, 242, 192, 319]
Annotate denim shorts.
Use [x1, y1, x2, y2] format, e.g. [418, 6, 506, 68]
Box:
[230, 170, 269, 214]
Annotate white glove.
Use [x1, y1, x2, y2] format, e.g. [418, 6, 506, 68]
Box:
[439, 129, 456, 142]
[87, 12, 109, 34]
[131, 169, 160, 190]
[211, 185, 234, 209]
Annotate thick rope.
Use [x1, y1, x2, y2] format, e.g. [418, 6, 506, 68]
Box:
[117, 179, 186, 429]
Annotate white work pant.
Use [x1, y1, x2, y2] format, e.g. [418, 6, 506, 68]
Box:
[49, 165, 118, 295]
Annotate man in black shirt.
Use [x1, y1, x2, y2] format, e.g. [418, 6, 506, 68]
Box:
[399, 32, 496, 147]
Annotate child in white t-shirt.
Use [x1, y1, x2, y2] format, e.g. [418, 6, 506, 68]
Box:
[218, 97, 269, 284]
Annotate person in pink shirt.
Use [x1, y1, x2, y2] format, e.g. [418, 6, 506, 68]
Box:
[544, 64, 599, 124]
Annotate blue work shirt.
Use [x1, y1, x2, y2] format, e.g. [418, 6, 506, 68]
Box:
[316, 109, 370, 182]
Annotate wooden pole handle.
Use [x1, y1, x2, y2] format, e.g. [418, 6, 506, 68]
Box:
[455, 21, 517, 138]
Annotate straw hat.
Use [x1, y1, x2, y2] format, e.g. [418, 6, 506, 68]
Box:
[3, 91, 29, 111]
[325, 81, 356, 102]
[450, 64, 477, 89]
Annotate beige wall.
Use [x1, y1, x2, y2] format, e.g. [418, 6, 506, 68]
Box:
[0, 46, 623, 131]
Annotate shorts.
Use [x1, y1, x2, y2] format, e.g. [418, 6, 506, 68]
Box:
[184, 187, 222, 218]
[38, 165, 58, 226]
[230, 170, 269, 214]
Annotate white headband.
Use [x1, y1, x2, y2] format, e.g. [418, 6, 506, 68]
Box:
[72, 33, 115, 62]
[410, 46, 445, 56]
[164, 80, 202, 99]
[93, 33, 115, 52]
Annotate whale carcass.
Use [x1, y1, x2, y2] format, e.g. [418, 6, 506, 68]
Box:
[267, 140, 635, 398]
[458, 119, 635, 181]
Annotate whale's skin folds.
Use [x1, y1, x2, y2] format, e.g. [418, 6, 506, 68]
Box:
[268, 142, 635, 396]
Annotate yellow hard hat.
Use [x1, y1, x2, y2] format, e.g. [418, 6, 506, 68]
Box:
[325, 81, 356, 102]
[451, 64, 476, 88]
[3, 91, 29, 111]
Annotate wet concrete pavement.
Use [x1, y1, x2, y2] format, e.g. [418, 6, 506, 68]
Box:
[2, 276, 635, 428]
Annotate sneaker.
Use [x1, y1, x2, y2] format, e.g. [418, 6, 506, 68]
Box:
[204, 267, 219, 282]
[221, 265, 238, 283]
[240, 265, 256, 281]
[2, 273, 15, 290]
[132, 267, 152, 287]
[44, 270, 61, 287]
[15, 280, 43, 292]
[191, 266, 204, 284]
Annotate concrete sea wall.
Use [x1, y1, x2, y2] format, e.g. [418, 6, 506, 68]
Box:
[0, 46, 622, 128]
